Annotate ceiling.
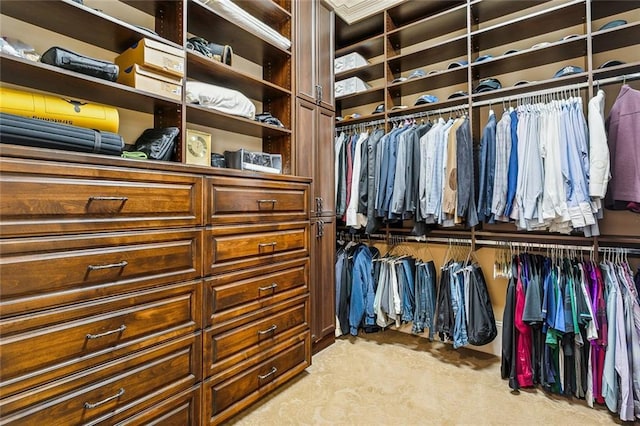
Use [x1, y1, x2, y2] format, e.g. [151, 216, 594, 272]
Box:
[325, 0, 406, 24]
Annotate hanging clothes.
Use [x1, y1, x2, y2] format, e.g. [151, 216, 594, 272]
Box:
[500, 251, 640, 422]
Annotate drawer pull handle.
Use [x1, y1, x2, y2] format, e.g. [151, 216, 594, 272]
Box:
[259, 283, 278, 292]
[258, 242, 277, 252]
[258, 324, 277, 335]
[84, 387, 125, 409]
[88, 260, 128, 271]
[86, 324, 127, 340]
[258, 367, 278, 380]
[257, 199, 277, 210]
[89, 196, 129, 202]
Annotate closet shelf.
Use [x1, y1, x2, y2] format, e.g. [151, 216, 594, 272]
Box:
[0, 54, 179, 114]
[387, 0, 465, 30]
[591, 21, 640, 53]
[335, 113, 384, 127]
[472, 36, 587, 79]
[387, 34, 468, 74]
[388, 67, 468, 98]
[187, 51, 291, 100]
[470, 72, 589, 103]
[386, 3, 468, 50]
[469, 0, 553, 27]
[590, 0, 640, 21]
[387, 98, 469, 118]
[592, 61, 640, 82]
[335, 88, 385, 110]
[335, 61, 385, 82]
[470, 0, 585, 51]
[335, 12, 384, 50]
[234, 0, 291, 26]
[188, 0, 291, 65]
[1, 0, 183, 52]
[334, 34, 384, 60]
[186, 104, 291, 138]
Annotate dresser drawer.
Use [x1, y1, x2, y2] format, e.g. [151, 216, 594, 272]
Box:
[204, 295, 308, 378]
[0, 157, 203, 237]
[1, 280, 202, 398]
[205, 222, 309, 275]
[0, 333, 201, 425]
[204, 332, 310, 424]
[205, 258, 309, 326]
[205, 176, 309, 225]
[117, 385, 201, 426]
[0, 229, 202, 316]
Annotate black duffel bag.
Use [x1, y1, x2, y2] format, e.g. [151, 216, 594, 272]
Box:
[41, 46, 119, 82]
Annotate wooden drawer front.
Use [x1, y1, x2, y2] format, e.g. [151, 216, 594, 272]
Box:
[213, 303, 306, 363]
[206, 176, 309, 224]
[211, 261, 307, 315]
[206, 222, 309, 274]
[207, 333, 310, 422]
[0, 333, 201, 425]
[117, 385, 201, 426]
[0, 229, 202, 316]
[1, 281, 202, 398]
[0, 157, 202, 237]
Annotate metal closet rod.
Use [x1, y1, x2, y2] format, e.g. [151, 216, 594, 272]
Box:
[335, 103, 470, 130]
[339, 231, 640, 255]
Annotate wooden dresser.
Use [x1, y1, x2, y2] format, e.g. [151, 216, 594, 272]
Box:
[0, 145, 311, 425]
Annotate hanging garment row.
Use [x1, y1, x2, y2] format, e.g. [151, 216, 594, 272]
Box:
[500, 251, 640, 422]
[334, 112, 477, 235]
[477, 93, 607, 237]
[335, 240, 497, 350]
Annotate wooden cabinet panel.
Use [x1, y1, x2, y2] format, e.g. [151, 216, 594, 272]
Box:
[295, 0, 317, 103]
[316, 107, 336, 215]
[316, 1, 335, 111]
[206, 258, 309, 325]
[203, 332, 310, 424]
[1, 281, 202, 398]
[295, 0, 335, 110]
[0, 157, 202, 237]
[0, 333, 201, 425]
[205, 222, 309, 274]
[0, 229, 202, 316]
[205, 175, 309, 224]
[295, 98, 318, 212]
[116, 385, 202, 426]
[311, 219, 336, 344]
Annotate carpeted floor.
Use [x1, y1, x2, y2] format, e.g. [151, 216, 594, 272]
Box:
[225, 330, 621, 425]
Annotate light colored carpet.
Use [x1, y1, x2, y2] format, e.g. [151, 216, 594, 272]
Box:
[226, 330, 620, 425]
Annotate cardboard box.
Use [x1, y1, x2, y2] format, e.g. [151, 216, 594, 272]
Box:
[115, 38, 184, 78]
[118, 64, 182, 101]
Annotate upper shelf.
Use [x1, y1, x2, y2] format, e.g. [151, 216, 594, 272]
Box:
[469, 0, 554, 27]
[335, 12, 384, 50]
[0, 0, 183, 52]
[470, 0, 586, 51]
[0, 53, 179, 114]
[186, 104, 291, 138]
[187, 0, 291, 65]
[591, 0, 640, 21]
[387, 3, 468, 50]
[335, 87, 385, 111]
[591, 21, 640, 54]
[386, 0, 465, 29]
[187, 51, 291, 101]
[334, 34, 385, 60]
[234, 0, 291, 26]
